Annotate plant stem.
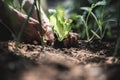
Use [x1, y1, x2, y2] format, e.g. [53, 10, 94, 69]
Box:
[34, 0, 44, 49]
[17, 2, 35, 42]
[85, 5, 95, 41]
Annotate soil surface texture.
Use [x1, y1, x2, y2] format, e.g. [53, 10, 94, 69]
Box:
[0, 40, 120, 80]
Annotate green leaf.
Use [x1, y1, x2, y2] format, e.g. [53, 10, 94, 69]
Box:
[79, 15, 90, 40]
[104, 18, 117, 23]
[80, 7, 91, 11]
[95, 0, 106, 7]
[56, 8, 65, 23]
[49, 8, 72, 41]
[50, 15, 57, 27]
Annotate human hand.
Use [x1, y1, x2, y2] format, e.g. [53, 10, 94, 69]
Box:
[12, 8, 55, 44]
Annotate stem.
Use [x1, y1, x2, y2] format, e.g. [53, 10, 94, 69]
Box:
[84, 20, 90, 41]
[112, 36, 120, 62]
[89, 27, 100, 41]
[90, 12, 102, 38]
[113, 8, 120, 62]
[17, 2, 35, 42]
[34, 0, 44, 49]
[80, 16, 90, 41]
[85, 5, 95, 41]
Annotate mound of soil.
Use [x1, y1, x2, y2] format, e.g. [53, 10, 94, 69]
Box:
[0, 40, 120, 80]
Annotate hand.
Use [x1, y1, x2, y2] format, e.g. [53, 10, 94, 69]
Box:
[18, 0, 55, 44]
[63, 32, 79, 47]
[12, 8, 55, 44]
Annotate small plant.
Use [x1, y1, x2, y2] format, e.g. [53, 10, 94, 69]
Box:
[73, 0, 117, 42]
[49, 8, 72, 41]
[79, 0, 106, 41]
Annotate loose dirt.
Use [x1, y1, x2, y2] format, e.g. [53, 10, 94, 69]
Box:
[0, 40, 120, 80]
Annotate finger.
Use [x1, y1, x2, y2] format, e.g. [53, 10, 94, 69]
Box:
[41, 7, 55, 42]
[45, 25, 55, 42]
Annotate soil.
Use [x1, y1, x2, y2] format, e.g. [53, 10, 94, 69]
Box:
[0, 39, 120, 80]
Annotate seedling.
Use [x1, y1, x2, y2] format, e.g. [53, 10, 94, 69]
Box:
[78, 0, 116, 42]
[49, 8, 72, 41]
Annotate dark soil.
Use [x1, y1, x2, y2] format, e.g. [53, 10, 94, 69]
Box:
[0, 39, 120, 80]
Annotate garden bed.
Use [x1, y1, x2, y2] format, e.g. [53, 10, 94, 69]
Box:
[0, 1, 120, 80]
[0, 39, 120, 80]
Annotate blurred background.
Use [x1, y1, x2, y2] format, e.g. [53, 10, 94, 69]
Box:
[43, 0, 119, 40]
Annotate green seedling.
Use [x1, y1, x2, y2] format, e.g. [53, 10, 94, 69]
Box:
[49, 8, 72, 41]
[78, 0, 116, 42]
